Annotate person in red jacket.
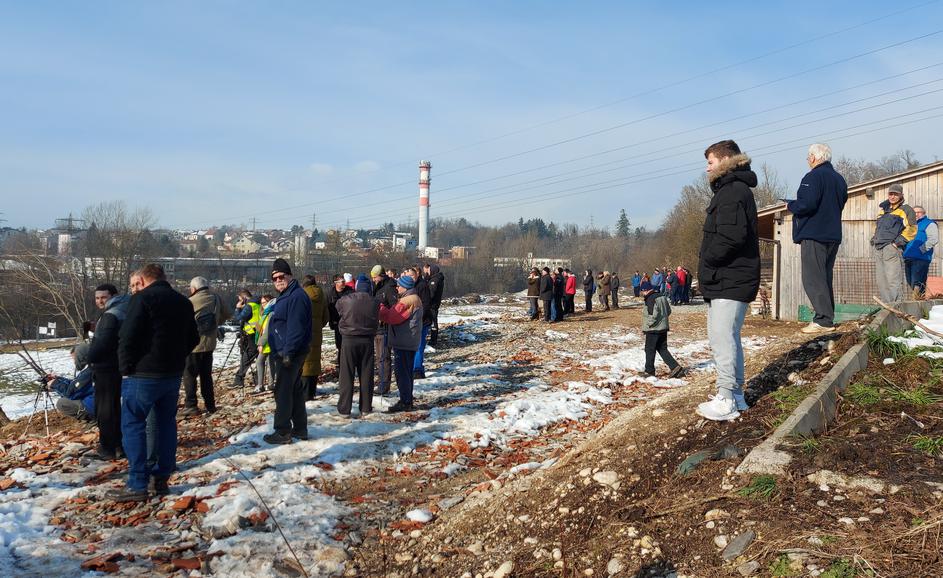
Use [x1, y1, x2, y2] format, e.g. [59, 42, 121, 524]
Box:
[563, 269, 577, 314]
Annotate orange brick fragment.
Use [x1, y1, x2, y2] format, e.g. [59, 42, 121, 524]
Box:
[171, 557, 202, 570]
[0, 479, 15, 491]
[28, 452, 52, 462]
[195, 501, 210, 513]
[171, 496, 195, 511]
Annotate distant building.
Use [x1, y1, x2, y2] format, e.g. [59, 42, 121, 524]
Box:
[451, 246, 476, 260]
[494, 256, 571, 271]
[422, 246, 447, 260]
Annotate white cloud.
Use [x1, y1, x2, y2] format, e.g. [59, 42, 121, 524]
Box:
[353, 160, 381, 173]
[309, 162, 334, 176]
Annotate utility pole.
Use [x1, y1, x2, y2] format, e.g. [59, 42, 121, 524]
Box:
[346, 217, 350, 232]
[251, 217, 256, 231]
[311, 212, 317, 232]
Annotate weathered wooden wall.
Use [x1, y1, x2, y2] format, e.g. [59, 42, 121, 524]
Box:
[771, 164, 942, 321]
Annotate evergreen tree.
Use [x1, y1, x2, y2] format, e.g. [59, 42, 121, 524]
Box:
[616, 209, 631, 238]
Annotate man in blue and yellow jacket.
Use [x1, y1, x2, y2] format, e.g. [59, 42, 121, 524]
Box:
[871, 183, 917, 303]
[231, 289, 261, 388]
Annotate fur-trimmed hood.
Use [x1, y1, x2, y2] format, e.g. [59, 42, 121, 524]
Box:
[708, 153, 753, 183]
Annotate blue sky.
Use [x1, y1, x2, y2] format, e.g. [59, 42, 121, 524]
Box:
[2, 1, 943, 232]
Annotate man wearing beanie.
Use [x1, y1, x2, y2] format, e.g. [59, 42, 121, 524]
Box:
[335, 274, 380, 416]
[263, 258, 312, 444]
[379, 274, 424, 412]
[371, 265, 398, 395]
[871, 183, 917, 303]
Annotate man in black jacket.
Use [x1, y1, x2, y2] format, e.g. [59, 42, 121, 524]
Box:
[424, 264, 445, 347]
[336, 275, 380, 416]
[786, 143, 848, 333]
[696, 140, 760, 423]
[108, 264, 198, 501]
[327, 274, 352, 368]
[552, 268, 565, 321]
[539, 267, 553, 322]
[87, 283, 129, 461]
[582, 269, 594, 312]
[371, 265, 397, 394]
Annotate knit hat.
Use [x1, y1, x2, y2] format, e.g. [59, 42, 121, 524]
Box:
[640, 281, 653, 292]
[397, 275, 415, 290]
[888, 183, 903, 195]
[343, 273, 353, 283]
[370, 264, 384, 277]
[355, 274, 371, 293]
[272, 258, 292, 277]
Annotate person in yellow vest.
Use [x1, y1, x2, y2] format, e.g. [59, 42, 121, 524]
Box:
[301, 275, 329, 400]
[871, 183, 917, 303]
[253, 294, 277, 394]
[231, 289, 261, 388]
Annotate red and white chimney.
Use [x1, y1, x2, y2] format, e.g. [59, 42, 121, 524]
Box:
[418, 160, 431, 250]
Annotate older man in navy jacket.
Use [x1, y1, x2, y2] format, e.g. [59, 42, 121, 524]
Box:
[264, 258, 313, 444]
[787, 143, 848, 333]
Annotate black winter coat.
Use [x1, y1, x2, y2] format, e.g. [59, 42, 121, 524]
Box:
[328, 285, 353, 330]
[697, 154, 761, 303]
[414, 276, 434, 325]
[372, 275, 399, 309]
[427, 265, 445, 310]
[538, 275, 553, 300]
[583, 274, 594, 294]
[337, 291, 380, 337]
[87, 294, 129, 373]
[118, 280, 199, 377]
[552, 275, 564, 297]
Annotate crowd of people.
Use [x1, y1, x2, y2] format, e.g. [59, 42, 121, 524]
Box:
[41, 259, 445, 501]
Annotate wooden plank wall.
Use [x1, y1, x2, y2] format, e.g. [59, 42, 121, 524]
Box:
[774, 169, 942, 321]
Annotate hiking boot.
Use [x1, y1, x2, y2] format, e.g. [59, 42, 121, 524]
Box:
[90, 446, 117, 461]
[228, 379, 245, 389]
[179, 406, 200, 417]
[696, 396, 740, 422]
[668, 366, 687, 379]
[291, 431, 309, 441]
[386, 400, 414, 413]
[413, 370, 426, 380]
[149, 477, 172, 496]
[636, 370, 655, 378]
[262, 432, 293, 445]
[106, 487, 149, 502]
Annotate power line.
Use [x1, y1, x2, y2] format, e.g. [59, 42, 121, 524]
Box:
[315, 87, 943, 228]
[175, 17, 943, 229]
[264, 70, 943, 227]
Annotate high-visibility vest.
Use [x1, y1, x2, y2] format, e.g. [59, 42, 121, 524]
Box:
[258, 312, 272, 354]
[242, 302, 261, 334]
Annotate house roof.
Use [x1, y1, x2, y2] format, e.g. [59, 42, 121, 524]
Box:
[757, 159, 943, 218]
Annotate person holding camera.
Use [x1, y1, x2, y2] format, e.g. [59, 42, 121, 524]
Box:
[231, 289, 261, 388]
[180, 277, 230, 416]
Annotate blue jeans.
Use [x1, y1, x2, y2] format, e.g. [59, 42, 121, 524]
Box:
[527, 298, 538, 318]
[413, 324, 431, 372]
[707, 299, 748, 401]
[905, 259, 930, 294]
[395, 349, 417, 404]
[122, 375, 182, 491]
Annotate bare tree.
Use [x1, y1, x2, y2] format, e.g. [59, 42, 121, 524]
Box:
[80, 201, 157, 284]
[754, 163, 788, 209]
[833, 150, 921, 186]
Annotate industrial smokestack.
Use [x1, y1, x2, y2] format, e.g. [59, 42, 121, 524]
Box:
[418, 160, 431, 250]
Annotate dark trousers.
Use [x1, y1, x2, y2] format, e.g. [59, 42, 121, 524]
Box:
[584, 291, 593, 311]
[333, 329, 343, 366]
[600, 294, 610, 310]
[527, 297, 539, 319]
[564, 294, 575, 313]
[611, 289, 619, 309]
[374, 332, 392, 393]
[905, 259, 930, 294]
[393, 349, 417, 405]
[644, 331, 679, 374]
[121, 375, 180, 491]
[272, 355, 307, 437]
[183, 351, 215, 411]
[542, 299, 552, 321]
[633, 286, 640, 298]
[234, 334, 257, 384]
[93, 369, 122, 454]
[338, 336, 374, 414]
[801, 239, 839, 327]
[429, 307, 440, 347]
[553, 295, 564, 321]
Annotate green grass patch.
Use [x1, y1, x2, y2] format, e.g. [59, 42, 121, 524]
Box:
[865, 326, 911, 358]
[911, 516, 926, 527]
[769, 554, 800, 577]
[887, 385, 943, 406]
[906, 435, 943, 456]
[845, 380, 883, 406]
[769, 385, 812, 427]
[738, 475, 778, 501]
[820, 558, 857, 578]
[799, 436, 822, 454]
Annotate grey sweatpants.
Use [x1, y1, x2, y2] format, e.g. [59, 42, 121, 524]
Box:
[873, 243, 905, 303]
[801, 239, 839, 327]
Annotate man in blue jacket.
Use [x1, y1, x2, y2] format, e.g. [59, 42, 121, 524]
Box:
[264, 258, 313, 444]
[47, 343, 95, 422]
[903, 205, 939, 295]
[786, 143, 848, 333]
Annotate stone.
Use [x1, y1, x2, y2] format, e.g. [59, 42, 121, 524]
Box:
[579, 468, 592, 477]
[394, 552, 413, 564]
[676, 451, 712, 475]
[640, 536, 655, 550]
[704, 509, 729, 521]
[552, 548, 563, 561]
[737, 561, 761, 576]
[593, 471, 620, 488]
[713, 535, 728, 549]
[607, 557, 625, 575]
[721, 530, 756, 561]
[317, 546, 350, 565]
[494, 561, 514, 578]
[467, 542, 484, 556]
[438, 496, 464, 511]
[838, 517, 855, 525]
[705, 521, 715, 529]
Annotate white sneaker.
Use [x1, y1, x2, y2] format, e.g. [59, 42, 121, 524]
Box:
[697, 396, 741, 421]
[800, 322, 830, 334]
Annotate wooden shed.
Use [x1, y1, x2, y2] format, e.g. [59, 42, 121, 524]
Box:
[757, 160, 943, 321]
